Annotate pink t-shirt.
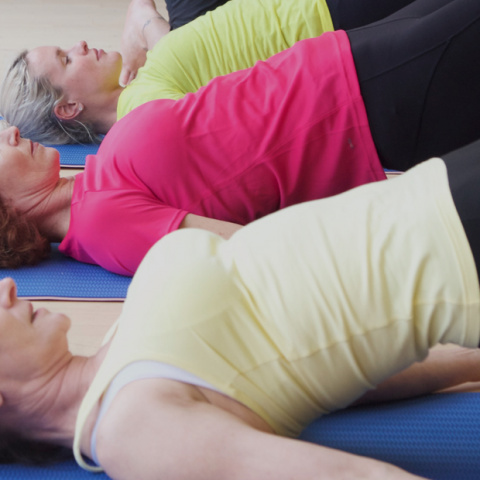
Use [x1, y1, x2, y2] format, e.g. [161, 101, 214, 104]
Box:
[59, 31, 385, 276]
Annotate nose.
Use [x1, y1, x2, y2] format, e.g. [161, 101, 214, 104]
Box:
[70, 40, 88, 56]
[0, 278, 18, 308]
[0, 126, 20, 146]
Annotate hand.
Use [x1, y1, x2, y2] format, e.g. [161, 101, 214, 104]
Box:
[119, 0, 169, 87]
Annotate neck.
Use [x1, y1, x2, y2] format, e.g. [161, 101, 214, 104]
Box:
[9, 345, 109, 448]
[89, 87, 123, 135]
[29, 175, 76, 242]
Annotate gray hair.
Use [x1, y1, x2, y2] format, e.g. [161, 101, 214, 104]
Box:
[0, 51, 102, 145]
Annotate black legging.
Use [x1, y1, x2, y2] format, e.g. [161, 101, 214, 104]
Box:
[166, 0, 229, 29]
[168, 0, 419, 33]
[348, 0, 480, 171]
[444, 140, 480, 281]
[326, 0, 416, 29]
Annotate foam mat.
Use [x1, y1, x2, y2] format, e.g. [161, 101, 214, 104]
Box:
[47, 142, 99, 168]
[300, 392, 480, 479]
[1, 393, 478, 478]
[1, 460, 111, 479]
[0, 244, 131, 300]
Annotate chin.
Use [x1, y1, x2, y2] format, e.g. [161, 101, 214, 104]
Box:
[47, 148, 61, 172]
[47, 146, 60, 160]
[106, 50, 122, 66]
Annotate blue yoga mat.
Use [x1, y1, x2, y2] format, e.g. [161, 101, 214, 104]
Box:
[0, 244, 131, 300]
[1, 460, 111, 479]
[46, 142, 99, 168]
[1, 393, 478, 479]
[300, 392, 480, 479]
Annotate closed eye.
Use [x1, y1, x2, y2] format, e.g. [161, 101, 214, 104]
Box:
[56, 48, 70, 66]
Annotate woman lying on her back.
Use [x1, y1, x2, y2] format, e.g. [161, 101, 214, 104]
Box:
[0, 0, 415, 144]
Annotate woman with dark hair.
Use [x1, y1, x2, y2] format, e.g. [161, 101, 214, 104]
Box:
[2, 136, 480, 478]
[0, 0, 479, 276]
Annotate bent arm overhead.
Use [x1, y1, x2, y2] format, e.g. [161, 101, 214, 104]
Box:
[120, 0, 171, 86]
[117, 0, 334, 117]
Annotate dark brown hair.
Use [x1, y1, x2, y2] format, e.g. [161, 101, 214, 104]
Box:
[0, 431, 70, 465]
[0, 197, 50, 268]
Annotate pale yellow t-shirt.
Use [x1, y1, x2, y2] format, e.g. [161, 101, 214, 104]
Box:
[117, 0, 333, 118]
[74, 159, 480, 471]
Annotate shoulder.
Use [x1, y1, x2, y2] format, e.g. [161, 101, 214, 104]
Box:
[94, 379, 210, 478]
[95, 377, 273, 480]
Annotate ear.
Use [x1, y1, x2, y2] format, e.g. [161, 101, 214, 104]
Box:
[0, 393, 4, 408]
[53, 101, 84, 121]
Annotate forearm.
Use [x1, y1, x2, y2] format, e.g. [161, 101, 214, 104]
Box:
[220, 431, 426, 480]
[142, 12, 170, 50]
[179, 213, 243, 239]
[356, 344, 480, 405]
[120, 0, 171, 86]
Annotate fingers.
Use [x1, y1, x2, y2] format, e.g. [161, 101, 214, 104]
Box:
[119, 54, 144, 86]
[119, 68, 136, 87]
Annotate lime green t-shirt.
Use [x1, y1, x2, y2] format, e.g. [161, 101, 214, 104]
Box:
[117, 0, 333, 118]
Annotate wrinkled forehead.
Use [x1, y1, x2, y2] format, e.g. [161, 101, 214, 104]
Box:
[25, 45, 59, 78]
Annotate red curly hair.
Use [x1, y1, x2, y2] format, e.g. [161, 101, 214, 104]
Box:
[0, 196, 50, 268]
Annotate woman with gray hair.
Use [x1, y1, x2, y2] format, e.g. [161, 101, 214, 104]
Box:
[0, 0, 416, 145]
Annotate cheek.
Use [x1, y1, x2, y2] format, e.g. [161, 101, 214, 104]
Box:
[0, 170, 24, 202]
[64, 74, 90, 98]
[0, 149, 23, 174]
[0, 335, 39, 378]
[61, 60, 96, 98]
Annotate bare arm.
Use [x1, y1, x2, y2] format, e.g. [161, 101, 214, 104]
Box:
[179, 213, 243, 239]
[120, 0, 171, 86]
[98, 382, 425, 480]
[356, 344, 480, 405]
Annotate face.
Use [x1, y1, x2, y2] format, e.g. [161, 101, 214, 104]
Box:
[0, 126, 61, 213]
[0, 277, 71, 386]
[26, 41, 123, 110]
